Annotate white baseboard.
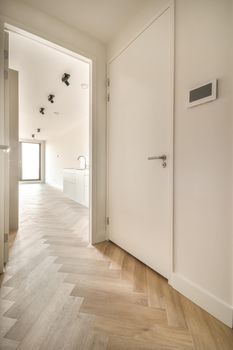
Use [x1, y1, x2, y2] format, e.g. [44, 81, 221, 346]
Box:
[170, 273, 233, 328]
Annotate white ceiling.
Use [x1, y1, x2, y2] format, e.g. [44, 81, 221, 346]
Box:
[9, 31, 89, 140]
[21, 0, 147, 43]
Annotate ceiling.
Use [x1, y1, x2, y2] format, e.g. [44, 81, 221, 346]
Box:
[9, 31, 89, 140]
[21, 0, 147, 43]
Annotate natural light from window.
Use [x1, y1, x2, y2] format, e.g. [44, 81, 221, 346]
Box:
[21, 142, 40, 181]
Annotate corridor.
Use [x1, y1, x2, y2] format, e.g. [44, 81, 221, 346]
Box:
[0, 184, 232, 349]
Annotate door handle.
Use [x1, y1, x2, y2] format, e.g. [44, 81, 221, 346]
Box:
[148, 155, 166, 161]
[148, 154, 167, 168]
[0, 145, 10, 153]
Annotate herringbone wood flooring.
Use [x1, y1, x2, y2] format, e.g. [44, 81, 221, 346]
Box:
[0, 184, 232, 350]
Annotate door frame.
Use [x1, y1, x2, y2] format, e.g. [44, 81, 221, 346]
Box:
[106, 0, 175, 282]
[0, 21, 95, 272]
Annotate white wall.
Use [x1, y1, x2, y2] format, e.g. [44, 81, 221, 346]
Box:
[108, 0, 233, 326]
[108, 0, 168, 60]
[0, 0, 107, 243]
[46, 117, 89, 189]
[173, 0, 232, 326]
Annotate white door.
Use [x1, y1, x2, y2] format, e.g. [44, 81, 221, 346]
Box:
[0, 29, 10, 271]
[108, 7, 173, 279]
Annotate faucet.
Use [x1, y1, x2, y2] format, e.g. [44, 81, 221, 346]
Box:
[78, 155, 87, 169]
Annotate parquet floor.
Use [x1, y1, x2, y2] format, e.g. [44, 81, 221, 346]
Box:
[0, 184, 233, 350]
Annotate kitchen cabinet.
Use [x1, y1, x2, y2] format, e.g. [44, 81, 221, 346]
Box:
[63, 168, 89, 207]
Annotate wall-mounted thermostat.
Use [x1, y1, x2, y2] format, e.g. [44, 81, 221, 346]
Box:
[188, 79, 217, 108]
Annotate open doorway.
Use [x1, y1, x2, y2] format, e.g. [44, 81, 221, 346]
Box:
[6, 26, 92, 257]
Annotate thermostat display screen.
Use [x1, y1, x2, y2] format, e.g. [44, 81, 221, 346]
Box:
[189, 83, 212, 103]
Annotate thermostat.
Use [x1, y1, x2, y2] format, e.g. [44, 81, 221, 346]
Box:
[188, 79, 217, 108]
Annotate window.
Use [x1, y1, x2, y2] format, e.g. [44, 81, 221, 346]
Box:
[20, 142, 41, 181]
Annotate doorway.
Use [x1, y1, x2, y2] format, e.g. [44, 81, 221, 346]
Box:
[2, 24, 93, 267]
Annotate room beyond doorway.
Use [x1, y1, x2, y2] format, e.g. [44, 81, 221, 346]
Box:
[5, 25, 92, 260]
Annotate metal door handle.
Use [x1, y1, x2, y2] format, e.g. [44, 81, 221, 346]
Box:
[148, 155, 166, 161]
[148, 154, 167, 168]
[0, 145, 10, 153]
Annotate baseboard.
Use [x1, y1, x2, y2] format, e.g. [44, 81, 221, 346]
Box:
[170, 273, 233, 328]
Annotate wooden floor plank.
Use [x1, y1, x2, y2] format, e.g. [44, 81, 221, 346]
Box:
[0, 183, 232, 349]
[0, 338, 19, 350]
